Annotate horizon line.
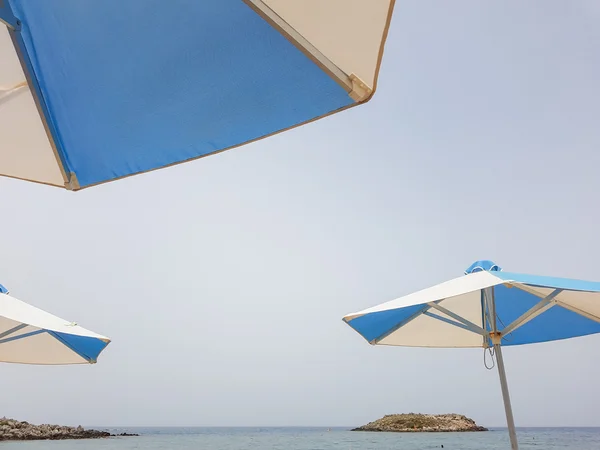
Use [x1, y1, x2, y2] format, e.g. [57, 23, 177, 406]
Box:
[84, 425, 600, 429]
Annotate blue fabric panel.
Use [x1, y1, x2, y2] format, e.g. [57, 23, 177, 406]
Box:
[493, 285, 600, 346]
[0, 283, 8, 294]
[49, 331, 109, 362]
[0, 1, 18, 29]
[10, 0, 352, 188]
[494, 271, 600, 293]
[346, 304, 427, 343]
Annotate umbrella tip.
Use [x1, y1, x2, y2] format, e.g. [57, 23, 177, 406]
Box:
[464, 260, 501, 275]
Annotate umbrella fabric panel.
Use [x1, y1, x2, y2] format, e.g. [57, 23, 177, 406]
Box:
[346, 296, 486, 348]
[345, 303, 426, 343]
[0, 27, 65, 187]
[0, 296, 110, 363]
[0, 292, 107, 339]
[556, 290, 600, 322]
[495, 271, 600, 293]
[49, 331, 109, 363]
[0, 329, 90, 364]
[8, 0, 353, 188]
[377, 291, 484, 348]
[261, 0, 394, 89]
[495, 284, 600, 346]
[343, 271, 504, 320]
[0, 316, 38, 338]
[494, 271, 600, 345]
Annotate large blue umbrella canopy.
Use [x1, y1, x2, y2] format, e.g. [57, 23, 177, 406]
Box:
[0, 0, 395, 190]
[343, 261, 600, 450]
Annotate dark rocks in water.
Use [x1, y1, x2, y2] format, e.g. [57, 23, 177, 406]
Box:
[0, 418, 139, 441]
[352, 413, 488, 433]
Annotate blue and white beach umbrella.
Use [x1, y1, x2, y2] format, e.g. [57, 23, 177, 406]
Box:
[0, 0, 395, 190]
[0, 284, 109, 365]
[343, 261, 600, 450]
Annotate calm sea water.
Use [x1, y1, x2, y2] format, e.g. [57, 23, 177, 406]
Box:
[1, 427, 598, 449]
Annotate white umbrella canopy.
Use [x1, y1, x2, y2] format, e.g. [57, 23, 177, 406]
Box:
[0, 284, 110, 365]
[343, 260, 600, 450]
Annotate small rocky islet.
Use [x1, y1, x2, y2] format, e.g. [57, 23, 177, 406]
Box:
[352, 413, 488, 433]
[0, 418, 138, 441]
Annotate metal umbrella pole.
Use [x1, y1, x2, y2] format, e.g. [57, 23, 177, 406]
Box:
[486, 287, 519, 450]
[493, 338, 519, 449]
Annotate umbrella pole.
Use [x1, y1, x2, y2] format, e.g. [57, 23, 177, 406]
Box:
[487, 286, 518, 449]
[493, 341, 519, 450]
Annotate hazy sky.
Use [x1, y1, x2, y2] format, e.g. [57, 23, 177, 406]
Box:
[1, 0, 600, 428]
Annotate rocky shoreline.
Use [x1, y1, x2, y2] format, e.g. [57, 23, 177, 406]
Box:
[0, 418, 138, 441]
[352, 414, 488, 433]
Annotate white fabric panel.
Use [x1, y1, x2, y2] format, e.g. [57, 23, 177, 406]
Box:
[264, 0, 393, 89]
[0, 27, 64, 186]
[379, 290, 484, 348]
[0, 331, 88, 364]
[0, 293, 109, 341]
[344, 271, 503, 321]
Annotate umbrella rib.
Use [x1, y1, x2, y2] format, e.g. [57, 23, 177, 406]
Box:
[243, 0, 356, 95]
[0, 329, 46, 345]
[501, 289, 562, 336]
[555, 301, 600, 325]
[0, 323, 29, 340]
[422, 311, 486, 335]
[508, 282, 550, 299]
[427, 302, 487, 336]
[370, 304, 432, 344]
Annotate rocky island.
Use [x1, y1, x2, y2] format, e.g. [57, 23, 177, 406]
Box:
[352, 413, 488, 433]
[0, 418, 138, 441]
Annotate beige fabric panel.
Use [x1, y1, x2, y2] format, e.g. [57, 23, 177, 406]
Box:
[556, 290, 600, 320]
[379, 313, 483, 348]
[0, 27, 64, 187]
[0, 316, 86, 364]
[379, 291, 484, 348]
[263, 0, 393, 89]
[436, 292, 484, 330]
[0, 316, 35, 338]
[0, 329, 87, 364]
[514, 286, 600, 321]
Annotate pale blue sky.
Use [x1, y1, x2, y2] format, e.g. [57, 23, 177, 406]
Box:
[1, 0, 600, 428]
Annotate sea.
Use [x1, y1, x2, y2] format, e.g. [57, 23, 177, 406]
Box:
[1, 427, 598, 449]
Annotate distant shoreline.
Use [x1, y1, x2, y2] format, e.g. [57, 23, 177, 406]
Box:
[0, 418, 138, 442]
